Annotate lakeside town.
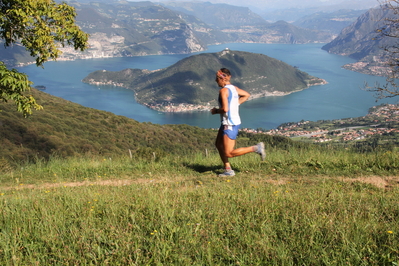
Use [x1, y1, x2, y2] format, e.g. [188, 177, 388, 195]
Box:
[241, 103, 399, 143]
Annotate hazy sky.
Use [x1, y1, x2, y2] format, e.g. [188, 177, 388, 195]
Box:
[151, 0, 379, 11]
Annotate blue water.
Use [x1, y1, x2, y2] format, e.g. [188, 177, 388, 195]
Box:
[18, 43, 397, 129]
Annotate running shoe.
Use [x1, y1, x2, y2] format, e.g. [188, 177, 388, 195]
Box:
[256, 142, 266, 161]
[218, 170, 235, 177]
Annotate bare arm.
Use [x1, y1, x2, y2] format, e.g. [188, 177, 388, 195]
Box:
[211, 87, 229, 114]
[235, 86, 250, 105]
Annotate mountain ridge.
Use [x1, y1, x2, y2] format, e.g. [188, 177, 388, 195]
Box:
[321, 6, 395, 76]
[0, 1, 333, 67]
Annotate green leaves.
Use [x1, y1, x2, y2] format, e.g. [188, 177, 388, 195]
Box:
[0, 0, 89, 66]
[0, 0, 89, 116]
[0, 62, 42, 117]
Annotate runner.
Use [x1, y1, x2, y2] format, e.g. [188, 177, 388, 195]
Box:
[211, 68, 266, 177]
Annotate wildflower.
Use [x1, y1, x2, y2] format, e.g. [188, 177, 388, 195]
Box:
[387, 231, 393, 234]
[226, 179, 231, 183]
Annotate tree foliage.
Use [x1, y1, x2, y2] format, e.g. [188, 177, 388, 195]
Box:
[0, 0, 89, 116]
[366, 0, 399, 100]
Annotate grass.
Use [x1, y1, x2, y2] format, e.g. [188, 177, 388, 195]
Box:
[0, 147, 399, 265]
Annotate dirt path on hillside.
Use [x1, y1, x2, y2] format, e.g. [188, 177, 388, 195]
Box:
[1, 179, 152, 191]
[2, 176, 399, 191]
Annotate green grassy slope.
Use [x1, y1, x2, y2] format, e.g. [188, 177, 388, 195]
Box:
[0, 89, 296, 165]
[0, 148, 398, 264]
[0, 89, 213, 162]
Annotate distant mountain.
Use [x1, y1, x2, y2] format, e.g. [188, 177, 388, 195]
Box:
[321, 7, 395, 75]
[63, 1, 210, 58]
[259, 0, 378, 22]
[82, 49, 326, 112]
[1, 1, 216, 66]
[264, 20, 332, 44]
[293, 9, 367, 35]
[163, 1, 334, 44]
[0, 1, 334, 67]
[162, 1, 268, 29]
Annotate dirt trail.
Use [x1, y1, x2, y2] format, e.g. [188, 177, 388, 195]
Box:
[1, 179, 153, 191]
[2, 176, 399, 191]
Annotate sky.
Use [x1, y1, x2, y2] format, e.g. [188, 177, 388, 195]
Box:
[150, 0, 380, 11]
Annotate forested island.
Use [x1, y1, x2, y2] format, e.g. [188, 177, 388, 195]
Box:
[83, 49, 326, 112]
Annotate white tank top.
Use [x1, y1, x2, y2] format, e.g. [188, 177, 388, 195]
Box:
[219, 84, 241, 126]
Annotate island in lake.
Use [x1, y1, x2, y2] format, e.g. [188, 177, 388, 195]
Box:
[83, 49, 327, 112]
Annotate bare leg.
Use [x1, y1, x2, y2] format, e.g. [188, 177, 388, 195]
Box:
[222, 134, 255, 159]
[215, 127, 231, 169]
[215, 129, 256, 169]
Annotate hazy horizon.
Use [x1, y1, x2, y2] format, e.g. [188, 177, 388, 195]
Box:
[149, 0, 380, 11]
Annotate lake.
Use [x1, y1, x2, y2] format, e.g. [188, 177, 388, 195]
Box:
[18, 43, 398, 129]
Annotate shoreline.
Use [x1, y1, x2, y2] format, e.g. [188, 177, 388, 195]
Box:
[86, 78, 328, 113]
[80, 82, 318, 114]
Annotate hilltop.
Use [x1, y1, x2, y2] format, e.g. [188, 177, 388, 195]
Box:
[83, 49, 326, 112]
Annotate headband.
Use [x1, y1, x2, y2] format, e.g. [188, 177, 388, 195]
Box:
[217, 70, 227, 78]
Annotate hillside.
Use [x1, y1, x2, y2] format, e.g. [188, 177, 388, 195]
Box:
[321, 6, 396, 76]
[263, 103, 399, 152]
[164, 1, 333, 44]
[0, 1, 333, 67]
[0, 89, 212, 163]
[163, 1, 269, 29]
[0, 89, 291, 165]
[82, 49, 326, 112]
[293, 9, 367, 35]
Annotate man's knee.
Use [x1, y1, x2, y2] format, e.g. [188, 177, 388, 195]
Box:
[225, 151, 234, 158]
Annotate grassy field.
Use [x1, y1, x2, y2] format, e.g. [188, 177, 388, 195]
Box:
[1, 147, 399, 265]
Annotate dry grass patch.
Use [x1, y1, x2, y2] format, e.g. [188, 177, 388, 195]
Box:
[342, 176, 399, 189]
